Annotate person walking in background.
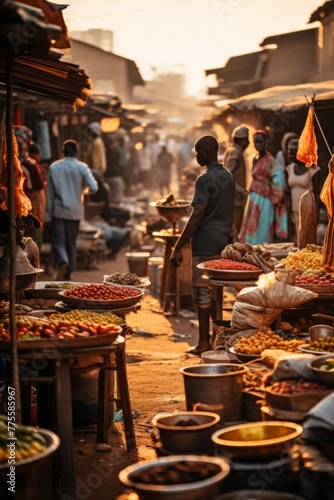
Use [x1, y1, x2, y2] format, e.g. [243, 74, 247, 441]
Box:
[157, 145, 174, 196]
[83, 122, 107, 179]
[171, 135, 234, 355]
[104, 134, 125, 203]
[286, 138, 320, 243]
[223, 125, 250, 234]
[239, 130, 288, 244]
[137, 141, 153, 188]
[45, 140, 98, 280]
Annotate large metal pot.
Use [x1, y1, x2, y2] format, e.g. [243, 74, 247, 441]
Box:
[211, 421, 303, 460]
[180, 364, 247, 421]
[152, 411, 220, 452]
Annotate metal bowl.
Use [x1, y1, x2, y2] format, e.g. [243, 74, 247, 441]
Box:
[307, 354, 334, 387]
[218, 491, 305, 500]
[211, 421, 303, 460]
[308, 324, 334, 342]
[0, 270, 44, 294]
[119, 455, 230, 500]
[150, 201, 192, 224]
[0, 428, 60, 476]
[152, 411, 220, 452]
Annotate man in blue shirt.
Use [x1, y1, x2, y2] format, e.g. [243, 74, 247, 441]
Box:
[45, 140, 98, 280]
[171, 135, 235, 355]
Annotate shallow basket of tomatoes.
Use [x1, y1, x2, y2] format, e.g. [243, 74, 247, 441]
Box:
[58, 283, 144, 310]
[197, 260, 262, 281]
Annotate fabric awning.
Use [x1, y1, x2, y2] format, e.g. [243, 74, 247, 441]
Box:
[221, 80, 334, 114]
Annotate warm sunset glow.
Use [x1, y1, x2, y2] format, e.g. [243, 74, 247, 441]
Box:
[63, 0, 322, 96]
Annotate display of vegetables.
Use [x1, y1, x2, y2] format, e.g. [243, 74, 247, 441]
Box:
[281, 244, 332, 274]
[295, 273, 334, 285]
[221, 242, 275, 270]
[203, 258, 260, 271]
[0, 415, 47, 463]
[103, 272, 143, 286]
[268, 379, 328, 395]
[233, 329, 306, 355]
[48, 310, 124, 326]
[307, 337, 334, 352]
[62, 284, 141, 300]
[0, 316, 120, 340]
[317, 358, 334, 371]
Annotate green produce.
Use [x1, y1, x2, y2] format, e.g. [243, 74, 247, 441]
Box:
[0, 415, 46, 462]
[49, 310, 124, 326]
[318, 358, 334, 371]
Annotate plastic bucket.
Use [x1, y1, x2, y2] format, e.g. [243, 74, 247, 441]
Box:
[125, 252, 150, 277]
[180, 364, 246, 422]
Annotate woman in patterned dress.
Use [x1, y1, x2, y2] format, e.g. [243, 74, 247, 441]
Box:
[239, 130, 288, 244]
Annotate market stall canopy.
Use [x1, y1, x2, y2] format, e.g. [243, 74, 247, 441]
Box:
[0, 0, 91, 108]
[218, 80, 334, 114]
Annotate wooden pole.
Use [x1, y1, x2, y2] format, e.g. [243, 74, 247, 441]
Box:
[6, 54, 21, 423]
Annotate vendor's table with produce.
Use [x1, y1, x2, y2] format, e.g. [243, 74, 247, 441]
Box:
[1, 281, 145, 497]
[0, 336, 135, 497]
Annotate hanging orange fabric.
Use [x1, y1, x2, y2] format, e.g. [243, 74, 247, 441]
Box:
[296, 107, 318, 167]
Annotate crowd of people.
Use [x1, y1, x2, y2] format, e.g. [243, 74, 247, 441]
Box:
[0, 122, 194, 279]
[170, 129, 329, 355]
[222, 124, 324, 246]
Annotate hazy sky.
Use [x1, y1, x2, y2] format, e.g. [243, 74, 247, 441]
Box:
[63, 0, 323, 95]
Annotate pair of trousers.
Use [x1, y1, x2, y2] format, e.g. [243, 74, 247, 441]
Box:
[51, 218, 80, 275]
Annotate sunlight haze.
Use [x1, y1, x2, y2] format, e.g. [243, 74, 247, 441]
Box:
[63, 0, 323, 95]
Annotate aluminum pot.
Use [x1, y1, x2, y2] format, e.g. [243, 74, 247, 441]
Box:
[119, 455, 230, 500]
[152, 411, 220, 452]
[180, 364, 247, 421]
[211, 421, 303, 460]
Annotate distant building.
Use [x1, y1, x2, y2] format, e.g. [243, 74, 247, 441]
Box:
[259, 28, 318, 87]
[309, 1, 334, 81]
[69, 39, 144, 101]
[70, 29, 114, 53]
[205, 28, 317, 99]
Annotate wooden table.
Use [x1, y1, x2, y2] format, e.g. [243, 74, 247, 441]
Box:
[153, 231, 193, 314]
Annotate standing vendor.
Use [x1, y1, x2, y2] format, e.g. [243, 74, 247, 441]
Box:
[170, 135, 235, 355]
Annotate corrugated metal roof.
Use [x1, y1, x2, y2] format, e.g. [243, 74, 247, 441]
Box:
[221, 80, 334, 113]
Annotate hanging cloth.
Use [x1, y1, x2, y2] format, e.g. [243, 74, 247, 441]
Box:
[297, 107, 318, 167]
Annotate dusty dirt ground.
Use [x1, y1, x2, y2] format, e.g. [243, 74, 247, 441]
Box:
[36, 249, 235, 500]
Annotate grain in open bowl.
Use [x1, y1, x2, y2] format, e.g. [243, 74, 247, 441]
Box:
[119, 455, 230, 500]
[211, 421, 303, 460]
[307, 354, 334, 387]
[152, 411, 220, 453]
